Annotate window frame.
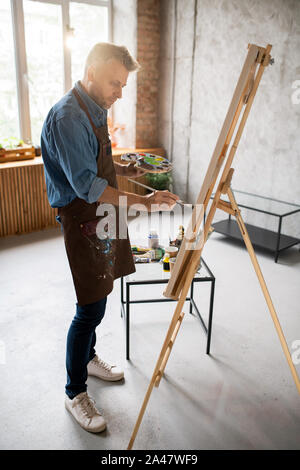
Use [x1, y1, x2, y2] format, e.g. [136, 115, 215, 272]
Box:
[9, 0, 112, 143]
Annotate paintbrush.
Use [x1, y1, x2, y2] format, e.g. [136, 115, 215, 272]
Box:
[127, 178, 185, 207]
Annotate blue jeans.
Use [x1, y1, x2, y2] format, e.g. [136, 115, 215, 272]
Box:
[65, 296, 107, 399]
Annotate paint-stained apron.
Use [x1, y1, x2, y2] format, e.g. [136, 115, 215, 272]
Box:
[57, 88, 135, 306]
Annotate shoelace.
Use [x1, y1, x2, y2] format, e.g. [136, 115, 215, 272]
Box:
[93, 357, 113, 372]
[77, 393, 100, 419]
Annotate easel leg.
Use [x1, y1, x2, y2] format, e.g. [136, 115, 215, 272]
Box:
[127, 308, 185, 449]
[127, 263, 197, 449]
[227, 188, 300, 394]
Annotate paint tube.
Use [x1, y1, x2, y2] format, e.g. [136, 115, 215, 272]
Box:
[134, 257, 151, 263]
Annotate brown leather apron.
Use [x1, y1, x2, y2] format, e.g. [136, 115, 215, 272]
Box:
[58, 88, 135, 306]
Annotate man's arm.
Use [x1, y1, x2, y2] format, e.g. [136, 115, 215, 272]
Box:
[98, 184, 144, 206]
[54, 117, 108, 203]
[98, 185, 179, 212]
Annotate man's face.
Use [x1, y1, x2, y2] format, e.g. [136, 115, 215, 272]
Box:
[87, 58, 129, 109]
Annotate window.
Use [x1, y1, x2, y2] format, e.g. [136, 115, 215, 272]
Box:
[23, 0, 64, 144]
[70, 2, 108, 83]
[0, 0, 110, 146]
[0, 0, 19, 139]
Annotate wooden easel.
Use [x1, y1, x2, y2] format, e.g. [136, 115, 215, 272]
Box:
[127, 44, 300, 450]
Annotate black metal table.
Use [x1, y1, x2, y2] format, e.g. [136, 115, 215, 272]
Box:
[120, 258, 215, 360]
[211, 189, 300, 262]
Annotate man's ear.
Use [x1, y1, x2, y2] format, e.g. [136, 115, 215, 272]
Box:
[87, 65, 95, 82]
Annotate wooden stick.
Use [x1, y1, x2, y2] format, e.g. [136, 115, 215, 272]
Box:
[170, 44, 271, 299]
[217, 199, 235, 215]
[127, 44, 296, 453]
[127, 178, 185, 207]
[164, 44, 260, 299]
[127, 268, 195, 450]
[155, 311, 185, 387]
[196, 44, 272, 282]
[221, 168, 235, 194]
[227, 188, 300, 394]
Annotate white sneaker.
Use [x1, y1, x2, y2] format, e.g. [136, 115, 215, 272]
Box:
[87, 354, 124, 381]
[65, 391, 106, 433]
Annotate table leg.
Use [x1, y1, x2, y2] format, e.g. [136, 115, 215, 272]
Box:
[120, 277, 124, 318]
[126, 283, 130, 360]
[189, 280, 194, 314]
[206, 278, 215, 355]
[275, 216, 282, 263]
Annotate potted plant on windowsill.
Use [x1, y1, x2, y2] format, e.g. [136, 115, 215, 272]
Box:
[0, 137, 38, 163]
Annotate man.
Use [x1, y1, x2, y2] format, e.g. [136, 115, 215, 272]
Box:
[41, 42, 179, 433]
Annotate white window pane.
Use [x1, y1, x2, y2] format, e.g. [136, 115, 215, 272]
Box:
[70, 2, 108, 83]
[0, 0, 19, 140]
[23, 0, 64, 145]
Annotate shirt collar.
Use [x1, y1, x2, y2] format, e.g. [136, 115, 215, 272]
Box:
[74, 80, 107, 127]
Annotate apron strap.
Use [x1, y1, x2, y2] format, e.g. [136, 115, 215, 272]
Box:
[72, 87, 98, 133]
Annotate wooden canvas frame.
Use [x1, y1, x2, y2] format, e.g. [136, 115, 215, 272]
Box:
[164, 44, 265, 300]
[127, 44, 300, 450]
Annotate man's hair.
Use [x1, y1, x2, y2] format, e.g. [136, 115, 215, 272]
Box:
[84, 42, 140, 73]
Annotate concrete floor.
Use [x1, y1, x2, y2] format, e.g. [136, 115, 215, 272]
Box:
[0, 213, 300, 450]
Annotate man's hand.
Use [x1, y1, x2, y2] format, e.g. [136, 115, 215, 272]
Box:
[144, 190, 179, 212]
[114, 161, 145, 178]
[122, 161, 146, 178]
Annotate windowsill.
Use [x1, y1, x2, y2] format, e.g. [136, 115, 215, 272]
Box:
[0, 156, 43, 169]
[0, 147, 166, 170]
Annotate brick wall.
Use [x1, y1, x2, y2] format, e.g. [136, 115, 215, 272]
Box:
[136, 0, 160, 148]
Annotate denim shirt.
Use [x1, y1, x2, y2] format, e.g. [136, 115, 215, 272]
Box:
[41, 81, 109, 224]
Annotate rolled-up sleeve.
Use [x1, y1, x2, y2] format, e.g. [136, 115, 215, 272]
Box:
[53, 116, 108, 203]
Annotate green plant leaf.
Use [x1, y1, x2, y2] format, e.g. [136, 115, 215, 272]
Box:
[145, 171, 172, 190]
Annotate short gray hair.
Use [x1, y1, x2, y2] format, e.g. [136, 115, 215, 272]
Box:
[85, 42, 140, 72]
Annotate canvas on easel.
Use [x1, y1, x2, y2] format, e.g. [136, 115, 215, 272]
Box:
[127, 43, 300, 450]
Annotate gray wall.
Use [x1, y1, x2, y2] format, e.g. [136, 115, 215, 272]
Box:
[159, 0, 300, 236]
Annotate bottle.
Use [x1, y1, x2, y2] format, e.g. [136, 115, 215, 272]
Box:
[149, 247, 164, 261]
[163, 253, 170, 272]
[175, 225, 184, 248]
[148, 230, 159, 249]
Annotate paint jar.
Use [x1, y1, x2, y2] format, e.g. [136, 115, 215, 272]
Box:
[148, 230, 159, 249]
[162, 254, 170, 272]
[164, 246, 178, 258]
[134, 257, 151, 263]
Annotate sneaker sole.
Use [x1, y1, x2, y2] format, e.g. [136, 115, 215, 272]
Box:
[65, 401, 107, 433]
[87, 371, 124, 382]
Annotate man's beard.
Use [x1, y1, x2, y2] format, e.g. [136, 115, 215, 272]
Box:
[90, 86, 108, 109]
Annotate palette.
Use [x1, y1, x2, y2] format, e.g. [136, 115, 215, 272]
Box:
[120, 152, 172, 173]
